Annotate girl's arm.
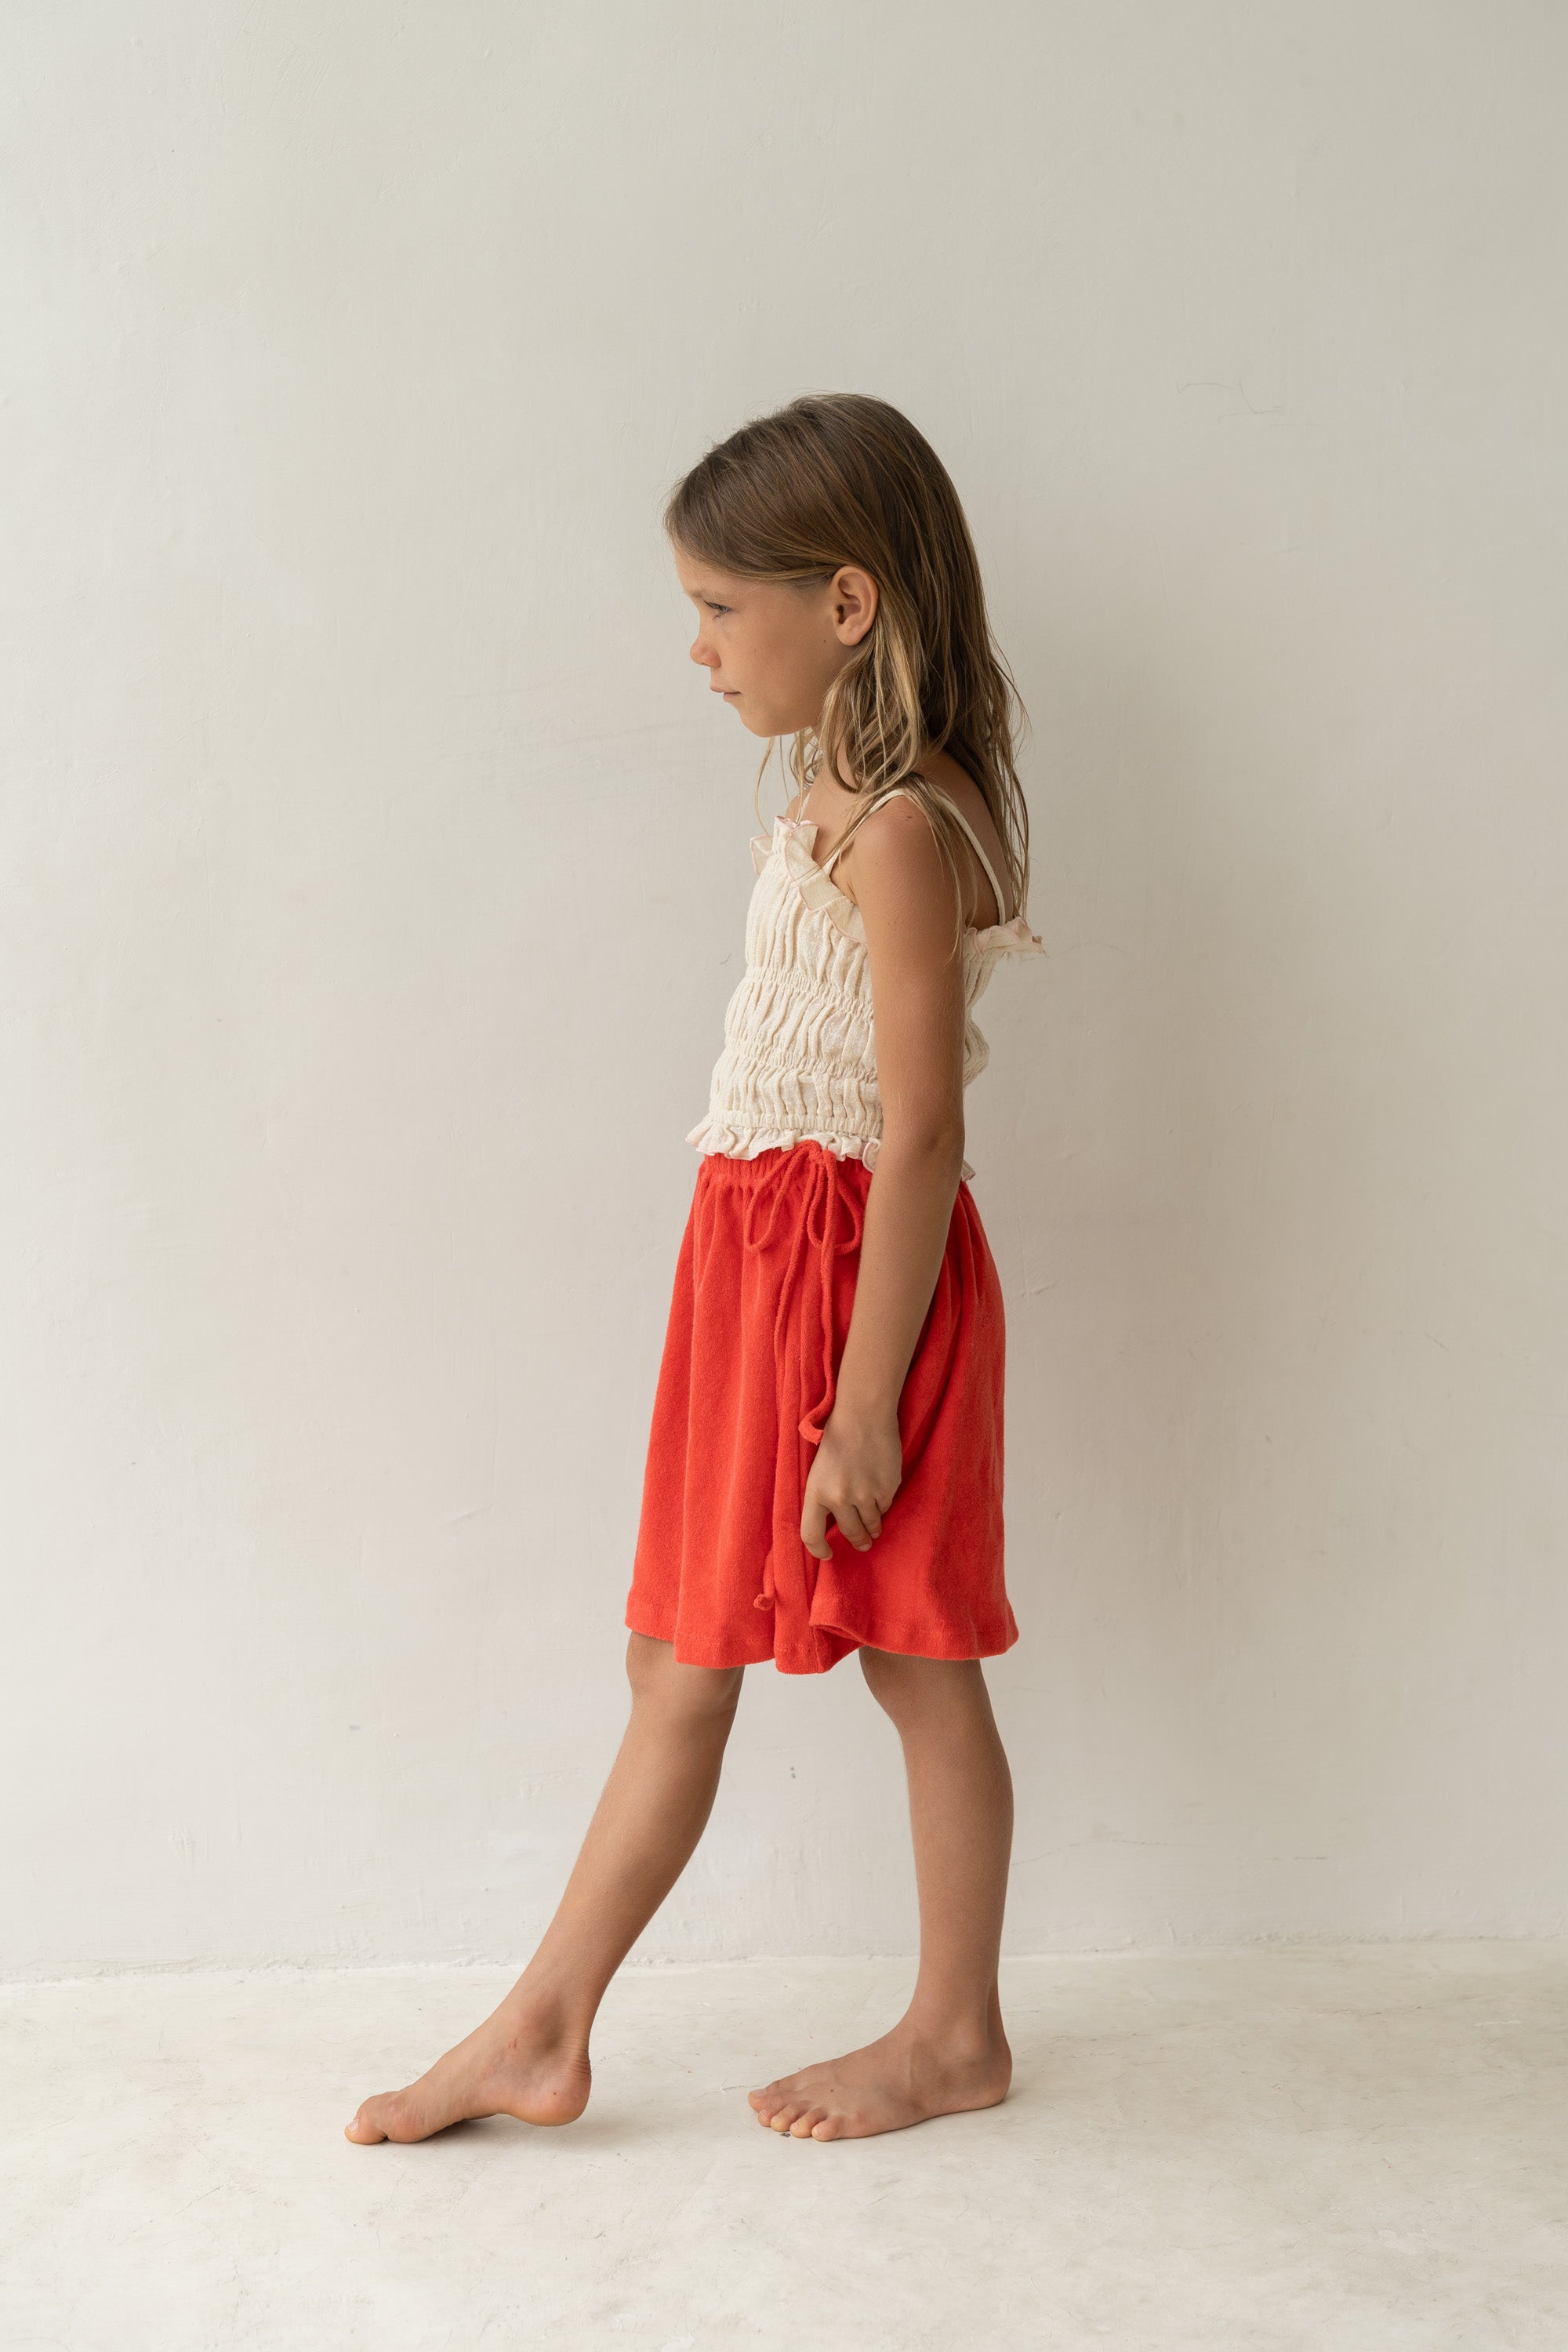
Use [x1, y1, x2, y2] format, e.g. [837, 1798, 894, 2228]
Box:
[800, 797, 969, 1559]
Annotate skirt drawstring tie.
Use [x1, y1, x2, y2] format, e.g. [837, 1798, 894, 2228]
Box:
[739, 1147, 866, 1615]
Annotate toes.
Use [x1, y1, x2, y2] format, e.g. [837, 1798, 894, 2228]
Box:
[768, 2100, 806, 2133]
[344, 2107, 388, 2144]
[789, 2107, 829, 2139]
[809, 2114, 844, 2140]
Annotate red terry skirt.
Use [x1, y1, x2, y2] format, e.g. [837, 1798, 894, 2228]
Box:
[625, 1142, 1019, 1675]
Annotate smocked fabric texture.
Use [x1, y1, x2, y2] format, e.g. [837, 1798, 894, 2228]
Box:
[626, 1143, 1018, 1674]
[688, 797, 1044, 1182]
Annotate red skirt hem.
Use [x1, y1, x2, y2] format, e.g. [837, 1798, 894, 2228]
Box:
[623, 1600, 1021, 1675]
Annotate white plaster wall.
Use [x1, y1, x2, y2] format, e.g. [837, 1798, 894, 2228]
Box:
[3, 1, 1564, 1977]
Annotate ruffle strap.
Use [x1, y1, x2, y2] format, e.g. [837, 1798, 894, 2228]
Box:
[774, 817, 866, 940]
[769, 814, 1044, 956]
[975, 912, 1047, 956]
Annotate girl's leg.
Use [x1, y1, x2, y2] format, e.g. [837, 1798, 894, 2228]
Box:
[749, 1650, 1014, 2140]
[347, 1632, 743, 2143]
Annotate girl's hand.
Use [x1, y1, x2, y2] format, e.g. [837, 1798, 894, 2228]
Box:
[800, 1406, 903, 1559]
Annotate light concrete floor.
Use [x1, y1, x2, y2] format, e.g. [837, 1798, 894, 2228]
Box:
[2, 1944, 1563, 2350]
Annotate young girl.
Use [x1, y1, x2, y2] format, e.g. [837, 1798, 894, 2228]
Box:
[347, 392, 1043, 2148]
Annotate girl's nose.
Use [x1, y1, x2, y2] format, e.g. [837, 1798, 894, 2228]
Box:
[690, 634, 718, 669]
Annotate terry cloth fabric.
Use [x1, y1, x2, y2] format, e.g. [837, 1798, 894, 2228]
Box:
[626, 1141, 1018, 1675]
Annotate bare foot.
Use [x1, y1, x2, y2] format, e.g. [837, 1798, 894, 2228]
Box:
[748, 2020, 1011, 2141]
[345, 2002, 591, 2144]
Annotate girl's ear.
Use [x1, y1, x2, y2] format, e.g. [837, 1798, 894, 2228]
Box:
[830, 566, 879, 647]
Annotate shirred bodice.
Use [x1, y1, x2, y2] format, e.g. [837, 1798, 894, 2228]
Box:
[688, 790, 1044, 1182]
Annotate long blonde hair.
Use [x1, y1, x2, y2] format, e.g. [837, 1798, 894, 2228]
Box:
[665, 392, 1030, 935]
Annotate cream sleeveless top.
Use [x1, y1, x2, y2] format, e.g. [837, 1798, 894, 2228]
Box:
[688, 784, 1044, 1182]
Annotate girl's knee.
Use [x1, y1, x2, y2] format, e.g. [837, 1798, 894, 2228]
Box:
[859, 1646, 985, 1720]
[625, 1632, 743, 1721]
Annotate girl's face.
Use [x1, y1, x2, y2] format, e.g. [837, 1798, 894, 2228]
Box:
[673, 542, 879, 740]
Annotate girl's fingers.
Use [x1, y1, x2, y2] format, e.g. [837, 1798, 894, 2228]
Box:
[802, 1468, 891, 1557]
[828, 1502, 875, 1552]
[800, 1491, 833, 1561]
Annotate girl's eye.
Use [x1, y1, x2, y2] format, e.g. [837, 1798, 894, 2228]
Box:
[706, 601, 729, 616]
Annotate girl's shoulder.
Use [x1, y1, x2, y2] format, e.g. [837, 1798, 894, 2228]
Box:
[842, 756, 1011, 929]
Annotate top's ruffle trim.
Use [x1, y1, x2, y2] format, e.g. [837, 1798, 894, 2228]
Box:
[754, 815, 1046, 956]
[687, 1113, 978, 1184]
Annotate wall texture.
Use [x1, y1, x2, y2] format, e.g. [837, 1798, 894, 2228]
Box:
[4, 2, 1565, 1976]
